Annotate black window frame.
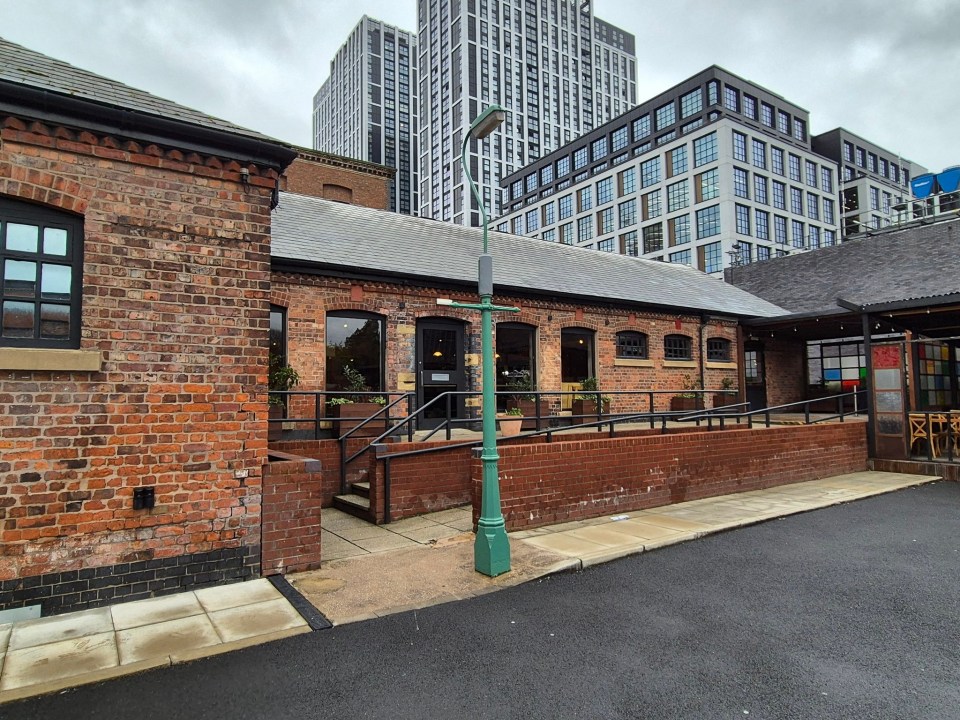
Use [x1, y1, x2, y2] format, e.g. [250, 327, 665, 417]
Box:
[664, 334, 693, 361]
[616, 331, 648, 359]
[707, 337, 732, 362]
[0, 196, 84, 349]
[325, 310, 386, 393]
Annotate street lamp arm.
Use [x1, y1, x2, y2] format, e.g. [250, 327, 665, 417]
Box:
[461, 104, 505, 253]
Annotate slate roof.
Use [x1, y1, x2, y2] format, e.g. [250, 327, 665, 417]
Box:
[272, 192, 786, 318]
[0, 36, 279, 144]
[726, 218, 960, 314]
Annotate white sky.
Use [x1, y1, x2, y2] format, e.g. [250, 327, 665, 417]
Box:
[0, 0, 955, 170]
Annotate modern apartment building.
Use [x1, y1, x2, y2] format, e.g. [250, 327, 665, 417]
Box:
[417, 0, 636, 224]
[496, 66, 841, 274]
[313, 16, 418, 214]
[811, 128, 924, 237]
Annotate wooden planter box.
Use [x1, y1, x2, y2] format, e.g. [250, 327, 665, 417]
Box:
[712, 392, 738, 410]
[514, 399, 552, 430]
[329, 403, 386, 437]
[571, 398, 611, 424]
[670, 396, 704, 412]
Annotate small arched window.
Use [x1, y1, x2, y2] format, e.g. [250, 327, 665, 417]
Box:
[664, 334, 693, 361]
[707, 337, 732, 362]
[616, 331, 648, 359]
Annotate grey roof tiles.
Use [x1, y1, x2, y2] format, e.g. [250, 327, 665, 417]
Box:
[272, 192, 787, 318]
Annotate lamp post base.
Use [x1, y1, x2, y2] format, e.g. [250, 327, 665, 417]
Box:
[474, 517, 511, 577]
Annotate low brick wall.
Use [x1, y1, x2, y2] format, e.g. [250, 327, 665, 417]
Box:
[372, 442, 475, 523]
[261, 453, 323, 575]
[473, 423, 869, 531]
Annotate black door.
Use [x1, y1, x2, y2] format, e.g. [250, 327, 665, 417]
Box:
[417, 319, 466, 429]
[744, 342, 767, 411]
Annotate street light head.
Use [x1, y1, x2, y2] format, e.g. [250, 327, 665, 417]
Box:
[436, 298, 454, 306]
[469, 105, 506, 140]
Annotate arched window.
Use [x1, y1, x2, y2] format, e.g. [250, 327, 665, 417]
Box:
[1, 197, 83, 348]
[664, 334, 693, 361]
[615, 331, 648, 359]
[325, 311, 385, 392]
[707, 337, 732, 362]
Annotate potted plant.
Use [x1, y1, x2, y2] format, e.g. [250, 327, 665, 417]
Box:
[498, 406, 524, 436]
[327, 365, 387, 437]
[571, 376, 611, 424]
[670, 374, 704, 412]
[268, 355, 299, 440]
[713, 377, 738, 410]
[505, 369, 550, 430]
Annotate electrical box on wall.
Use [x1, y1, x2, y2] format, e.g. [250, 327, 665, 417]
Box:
[133, 487, 155, 510]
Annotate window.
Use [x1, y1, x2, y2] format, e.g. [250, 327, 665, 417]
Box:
[821, 167, 833, 193]
[525, 208, 539, 231]
[642, 190, 662, 219]
[556, 155, 570, 177]
[699, 241, 723, 273]
[560, 222, 574, 244]
[669, 249, 691, 265]
[733, 167, 750, 198]
[620, 230, 638, 256]
[591, 137, 608, 161]
[525, 173, 538, 193]
[824, 229, 837, 246]
[642, 223, 663, 253]
[540, 164, 554, 185]
[619, 167, 636, 195]
[667, 180, 689, 212]
[869, 187, 880, 211]
[632, 114, 651, 141]
[755, 209, 769, 240]
[542, 228, 556, 242]
[756, 245, 770, 261]
[618, 199, 637, 227]
[596, 177, 614, 204]
[270, 305, 288, 372]
[693, 132, 718, 167]
[843, 142, 853, 162]
[696, 168, 719, 202]
[707, 338, 731, 362]
[559, 194, 573, 219]
[326, 311, 385, 393]
[667, 146, 688, 177]
[774, 215, 788, 245]
[578, 186, 593, 212]
[1, 198, 83, 348]
[732, 131, 747, 162]
[611, 126, 628, 152]
[616, 331, 648, 359]
[677, 89, 702, 120]
[777, 110, 790, 134]
[791, 219, 805, 248]
[542, 201, 556, 225]
[793, 118, 806, 141]
[735, 204, 751, 235]
[791, 187, 804, 215]
[761, 103, 774, 127]
[823, 198, 835, 225]
[723, 86, 739, 112]
[772, 181, 786, 210]
[669, 215, 691, 245]
[807, 194, 820, 221]
[743, 94, 757, 119]
[597, 207, 614, 234]
[511, 180, 524, 200]
[640, 157, 661, 187]
[573, 146, 589, 170]
[808, 225, 820, 249]
[788, 154, 801, 182]
[707, 80, 720, 105]
[754, 175, 768, 205]
[597, 238, 615, 252]
[655, 102, 676, 130]
[664, 334, 693, 360]
[696, 205, 721, 239]
[512, 216, 525, 235]
[805, 161, 818, 188]
[771, 147, 784, 176]
[577, 215, 593, 242]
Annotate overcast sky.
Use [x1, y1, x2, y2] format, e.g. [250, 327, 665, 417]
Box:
[0, 0, 955, 170]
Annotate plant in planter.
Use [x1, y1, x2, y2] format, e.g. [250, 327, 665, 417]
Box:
[670, 374, 704, 412]
[498, 406, 524, 436]
[505, 369, 550, 429]
[572, 376, 611, 424]
[268, 355, 299, 439]
[327, 364, 387, 437]
[713, 376, 738, 410]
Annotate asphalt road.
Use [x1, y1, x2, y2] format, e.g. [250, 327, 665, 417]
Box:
[7, 481, 960, 720]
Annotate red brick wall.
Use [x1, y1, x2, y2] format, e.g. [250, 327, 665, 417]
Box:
[371, 442, 475, 522]
[473, 423, 868, 530]
[0, 117, 276, 587]
[281, 154, 391, 210]
[261, 454, 323, 575]
[271, 274, 740, 415]
[763, 338, 806, 406]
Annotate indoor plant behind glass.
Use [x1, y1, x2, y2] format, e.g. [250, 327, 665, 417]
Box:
[572, 376, 611, 424]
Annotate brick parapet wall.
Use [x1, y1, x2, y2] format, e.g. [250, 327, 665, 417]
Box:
[261, 455, 323, 575]
[472, 423, 869, 530]
[0, 117, 274, 604]
[281, 156, 391, 210]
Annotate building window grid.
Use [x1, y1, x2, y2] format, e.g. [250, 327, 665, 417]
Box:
[755, 209, 769, 240]
[751, 139, 766, 170]
[665, 334, 693, 360]
[735, 204, 751, 235]
[667, 180, 689, 212]
[618, 199, 637, 228]
[732, 131, 747, 162]
[733, 167, 750, 199]
[619, 167, 636, 195]
[693, 132, 718, 167]
[696, 205, 721, 239]
[707, 338, 731, 362]
[680, 88, 703, 119]
[616, 331, 649, 359]
[771, 147, 784, 176]
[640, 157, 661, 188]
[754, 175, 768, 205]
[596, 177, 614, 205]
[791, 187, 804, 215]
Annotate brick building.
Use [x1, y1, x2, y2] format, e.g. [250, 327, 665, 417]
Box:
[0, 38, 296, 615]
[281, 148, 394, 210]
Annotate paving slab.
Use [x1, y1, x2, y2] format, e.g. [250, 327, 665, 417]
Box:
[207, 598, 308, 643]
[8, 607, 113, 652]
[330, 523, 396, 542]
[116, 614, 220, 666]
[111, 591, 204, 631]
[394, 524, 462, 543]
[0, 624, 10, 654]
[195, 579, 281, 613]
[350, 533, 419, 553]
[0, 631, 117, 692]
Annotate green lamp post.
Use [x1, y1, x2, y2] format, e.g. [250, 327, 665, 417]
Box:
[448, 103, 518, 576]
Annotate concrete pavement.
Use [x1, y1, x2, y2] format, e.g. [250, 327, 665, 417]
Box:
[0, 470, 940, 703]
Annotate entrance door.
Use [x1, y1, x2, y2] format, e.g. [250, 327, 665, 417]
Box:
[744, 342, 767, 410]
[561, 328, 595, 409]
[417, 319, 466, 429]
